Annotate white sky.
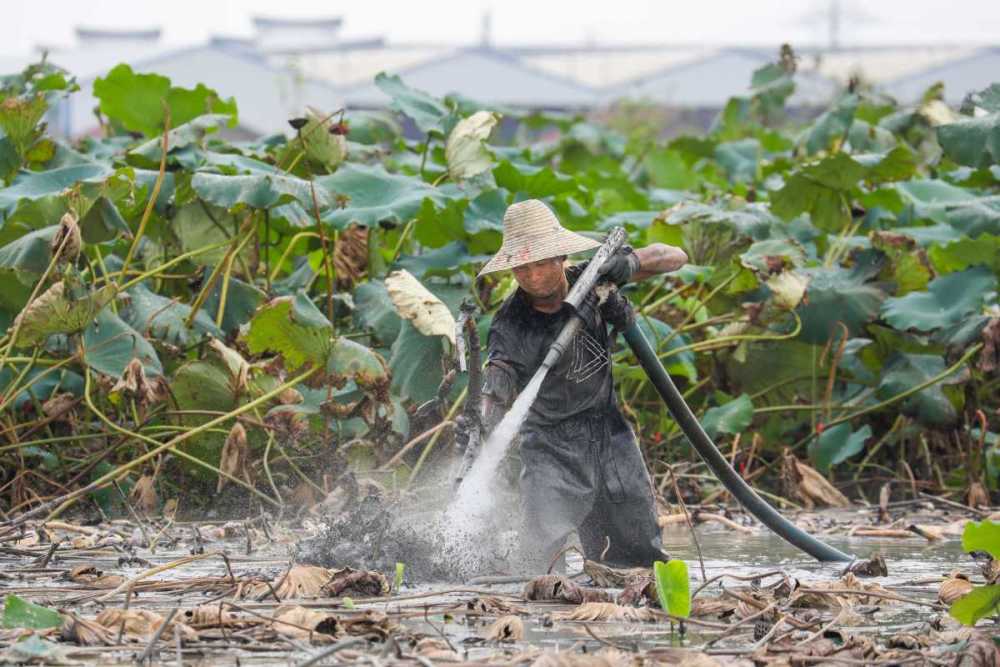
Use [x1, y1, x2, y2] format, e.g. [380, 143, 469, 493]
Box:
[3, 0, 1000, 55]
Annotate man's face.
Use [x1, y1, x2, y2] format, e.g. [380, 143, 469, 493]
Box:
[511, 256, 565, 299]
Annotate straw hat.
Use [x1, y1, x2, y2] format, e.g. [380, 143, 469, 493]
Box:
[477, 199, 600, 277]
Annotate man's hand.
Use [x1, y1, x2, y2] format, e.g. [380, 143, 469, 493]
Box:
[599, 245, 642, 285]
[632, 243, 688, 282]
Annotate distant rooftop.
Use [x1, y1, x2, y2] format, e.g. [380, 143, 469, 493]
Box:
[14, 15, 1000, 138]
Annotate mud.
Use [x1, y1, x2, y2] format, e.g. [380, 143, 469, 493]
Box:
[294, 487, 520, 582]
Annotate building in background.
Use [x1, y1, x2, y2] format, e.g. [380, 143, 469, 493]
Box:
[16, 16, 998, 138]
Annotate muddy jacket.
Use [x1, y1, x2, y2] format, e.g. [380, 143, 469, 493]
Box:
[484, 263, 616, 427]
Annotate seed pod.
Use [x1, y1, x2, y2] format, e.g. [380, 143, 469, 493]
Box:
[217, 423, 250, 493]
[278, 388, 303, 405]
[111, 359, 162, 406]
[937, 573, 973, 605]
[51, 212, 82, 264]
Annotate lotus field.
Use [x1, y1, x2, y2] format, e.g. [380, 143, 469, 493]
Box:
[0, 54, 997, 526]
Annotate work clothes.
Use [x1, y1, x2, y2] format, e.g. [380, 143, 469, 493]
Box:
[484, 263, 665, 570]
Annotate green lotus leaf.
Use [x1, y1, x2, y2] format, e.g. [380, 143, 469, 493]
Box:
[345, 110, 402, 144]
[847, 119, 897, 153]
[701, 393, 753, 440]
[327, 337, 388, 390]
[243, 291, 332, 371]
[654, 559, 691, 618]
[876, 352, 960, 426]
[962, 520, 1000, 559]
[853, 145, 918, 183]
[318, 163, 450, 230]
[171, 201, 239, 267]
[192, 171, 329, 210]
[796, 264, 888, 343]
[928, 234, 1000, 273]
[12, 283, 115, 348]
[949, 583, 1000, 626]
[1, 594, 62, 630]
[128, 113, 230, 167]
[374, 72, 452, 135]
[414, 197, 466, 248]
[395, 241, 487, 279]
[798, 93, 858, 155]
[492, 160, 581, 199]
[808, 423, 871, 473]
[626, 315, 697, 382]
[122, 283, 222, 346]
[389, 320, 447, 404]
[714, 139, 760, 184]
[881, 267, 997, 333]
[0, 224, 56, 279]
[937, 85, 1000, 168]
[79, 196, 129, 243]
[739, 238, 806, 273]
[82, 307, 163, 379]
[771, 152, 866, 231]
[201, 274, 266, 336]
[0, 163, 112, 217]
[0, 93, 46, 165]
[93, 64, 236, 137]
[642, 148, 700, 190]
[0, 365, 82, 411]
[749, 62, 795, 117]
[353, 281, 402, 346]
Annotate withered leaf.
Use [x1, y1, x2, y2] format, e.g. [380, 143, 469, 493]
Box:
[275, 564, 333, 599]
[550, 602, 656, 623]
[65, 565, 124, 589]
[523, 575, 613, 604]
[339, 609, 395, 638]
[333, 224, 368, 287]
[217, 423, 251, 493]
[583, 560, 650, 588]
[61, 613, 116, 646]
[781, 450, 850, 509]
[937, 572, 974, 605]
[485, 614, 524, 642]
[530, 648, 633, 667]
[321, 567, 389, 598]
[271, 605, 339, 642]
[467, 595, 527, 615]
[130, 474, 158, 515]
[94, 609, 197, 641]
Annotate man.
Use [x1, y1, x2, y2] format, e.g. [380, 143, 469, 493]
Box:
[477, 199, 688, 571]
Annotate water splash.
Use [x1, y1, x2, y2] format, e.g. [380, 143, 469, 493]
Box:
[446, 367, 548, 530]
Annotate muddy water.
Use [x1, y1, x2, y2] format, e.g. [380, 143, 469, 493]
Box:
[3, 519, 974, 665]
[663, 530, 966, 586]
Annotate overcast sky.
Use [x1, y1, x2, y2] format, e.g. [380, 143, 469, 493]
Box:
[3, 0, 999, 55]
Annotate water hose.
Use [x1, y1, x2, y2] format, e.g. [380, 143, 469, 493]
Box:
[621, 320, 853, 562]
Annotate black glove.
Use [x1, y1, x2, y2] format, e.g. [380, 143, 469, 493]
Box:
[598, 245, 641, 285]
[599, 284, 635, 331]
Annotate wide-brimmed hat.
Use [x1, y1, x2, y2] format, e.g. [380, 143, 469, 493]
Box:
[477, 199, 600, 277]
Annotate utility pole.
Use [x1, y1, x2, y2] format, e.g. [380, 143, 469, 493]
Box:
[480, 11, 492, 49]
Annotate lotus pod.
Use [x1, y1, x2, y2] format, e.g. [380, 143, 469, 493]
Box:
[111, 358, 164, 406]
[51, 213, 82, 264]
[938, 573, 974, 605]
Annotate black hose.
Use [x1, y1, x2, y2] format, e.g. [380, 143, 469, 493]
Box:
[622, 320, 853, 562]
